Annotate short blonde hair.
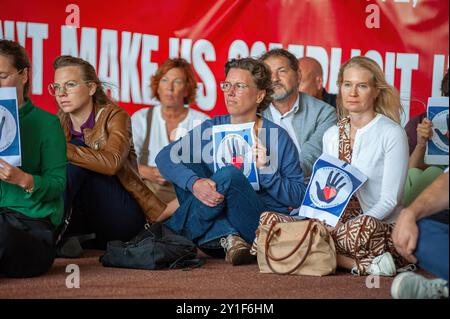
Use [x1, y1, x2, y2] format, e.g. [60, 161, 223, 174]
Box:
[336, 56, 402, 124]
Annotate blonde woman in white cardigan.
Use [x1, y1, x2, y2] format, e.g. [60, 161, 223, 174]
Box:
[323, 56, 409, 276]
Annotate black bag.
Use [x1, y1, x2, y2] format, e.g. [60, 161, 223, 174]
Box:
[99, 222, 204, 270]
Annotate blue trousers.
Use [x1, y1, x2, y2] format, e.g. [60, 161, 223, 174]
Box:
[165, 164, 266, 247]
[415, 212, 449, 281]
[64, 140, 146, 249]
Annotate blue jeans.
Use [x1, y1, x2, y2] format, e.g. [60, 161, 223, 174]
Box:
[165, 164, 266, 247]
[64, 140, 146, 249]
[415, 212, 449, 281]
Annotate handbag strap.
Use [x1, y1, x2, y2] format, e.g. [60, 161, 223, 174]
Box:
[264, 220, 317, 275]
[338, 117, 362, 214]
[139, 107, 153, 165]
[266, 219, 314, 261]
[169, 255, 204, 270]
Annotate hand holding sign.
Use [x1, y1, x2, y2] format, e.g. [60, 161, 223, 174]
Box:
[416, 118, 433, 146]
[0, 158, 33, 189]
[315, 171, 347, 203]
[252, 136, 268, 169]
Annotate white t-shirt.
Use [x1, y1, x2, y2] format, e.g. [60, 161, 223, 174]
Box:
[322, 114, 409, 223]
[131, 105, 209, 166]
[269, 95, 302, 158]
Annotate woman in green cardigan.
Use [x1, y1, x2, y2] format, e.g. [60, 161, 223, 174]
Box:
[0, 40, 67, 278]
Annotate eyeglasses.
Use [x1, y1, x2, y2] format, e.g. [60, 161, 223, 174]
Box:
[220, 81, 257, 93]
[48, 80, 91, 96]
[0, 68, 24, 81]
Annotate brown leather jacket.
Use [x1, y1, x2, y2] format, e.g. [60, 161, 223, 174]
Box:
[59, 103, 166, 221]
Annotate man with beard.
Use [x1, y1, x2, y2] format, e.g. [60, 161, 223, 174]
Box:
[260, 49, 337, 179]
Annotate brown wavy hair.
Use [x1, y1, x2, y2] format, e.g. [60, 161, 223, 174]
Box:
[53, 55, 114, 107]
[336, 56, 402, 124]
[151, 58, 197, 104]
[225, 57, 273, 113]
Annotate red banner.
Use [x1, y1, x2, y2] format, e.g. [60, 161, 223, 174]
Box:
[1, 0, 448, 122]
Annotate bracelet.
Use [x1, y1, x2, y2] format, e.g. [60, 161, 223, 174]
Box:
[23, 185, 34, 193]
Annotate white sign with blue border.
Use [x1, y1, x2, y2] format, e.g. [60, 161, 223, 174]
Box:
[0, 87, 21, 166]
[212, 122, 259, 191]
[425, 97, 449, 166]
[297, 153, 367, 227]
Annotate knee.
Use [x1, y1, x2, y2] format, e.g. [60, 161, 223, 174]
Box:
[423, 166, 444, 175]
[417, 217, 448, 235]
[408, 167, 423, 175]
[213, 165, 247, 185]
[347, 215, 380, 234]
[181, 163, 211, 179]
[353, 214, 373, 225]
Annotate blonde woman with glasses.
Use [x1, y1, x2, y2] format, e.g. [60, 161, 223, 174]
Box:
[50, 55, 172, 255]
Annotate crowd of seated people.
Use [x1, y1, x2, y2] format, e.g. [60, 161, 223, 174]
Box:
[0, 39, 447, 299]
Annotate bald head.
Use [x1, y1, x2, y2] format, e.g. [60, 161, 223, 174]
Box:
[298, 56, 324, 99]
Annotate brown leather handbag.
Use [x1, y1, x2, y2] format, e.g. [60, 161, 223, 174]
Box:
[257, 219, 337, 276]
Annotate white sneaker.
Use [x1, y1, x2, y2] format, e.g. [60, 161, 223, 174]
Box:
[366, 252, 397, 276]
[391, 272, 449, 299]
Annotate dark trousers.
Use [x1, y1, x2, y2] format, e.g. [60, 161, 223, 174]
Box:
[63, 139, 146, 249]
[0, 208, 55, 278]
[64, 162, 147, 249]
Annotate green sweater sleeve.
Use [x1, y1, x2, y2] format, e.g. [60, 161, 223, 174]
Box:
[24, 117, 67, 203]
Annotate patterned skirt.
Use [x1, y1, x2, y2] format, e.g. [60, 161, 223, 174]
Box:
[331, 198, 407, 275]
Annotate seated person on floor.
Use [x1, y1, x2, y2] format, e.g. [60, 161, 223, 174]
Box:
[392, 171, 449, 299]
[131, 58, 209, 204]
[0, 40, 67, 278]
[403, 70, 448, 207]
[259, 49, 337, 180]
[155, 57, 306, 266]
[322, 56, 410, 276]
[50, 55, 172, 252]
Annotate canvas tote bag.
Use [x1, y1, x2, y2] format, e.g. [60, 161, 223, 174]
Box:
[257, 219, 337, 276]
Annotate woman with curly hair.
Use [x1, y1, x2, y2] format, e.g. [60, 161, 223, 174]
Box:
[156, 57, 306, 265]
